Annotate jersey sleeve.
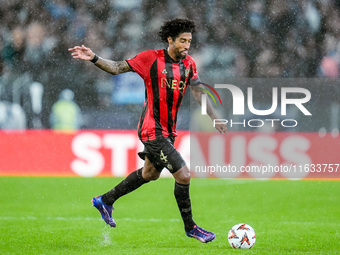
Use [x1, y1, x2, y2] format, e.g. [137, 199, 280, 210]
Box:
[126, 50, 156, 80]
[191, 74, 201, 86]
[189, 58, 201, 86]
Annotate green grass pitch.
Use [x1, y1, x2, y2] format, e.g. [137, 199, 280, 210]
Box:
[0, 177, 339, 254]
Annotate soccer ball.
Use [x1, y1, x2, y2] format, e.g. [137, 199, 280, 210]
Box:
[228, 223, 256, 249]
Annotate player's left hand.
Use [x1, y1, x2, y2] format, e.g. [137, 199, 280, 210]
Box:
[215, 122, 228, 135]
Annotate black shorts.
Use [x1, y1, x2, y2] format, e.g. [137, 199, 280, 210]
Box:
[138, 136, 186, 173]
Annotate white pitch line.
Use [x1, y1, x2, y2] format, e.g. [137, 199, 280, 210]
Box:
[0, 216, 180, 222]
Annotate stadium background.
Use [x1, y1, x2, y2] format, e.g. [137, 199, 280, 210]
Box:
[1, 1, 340, 254]
[1, 0, 339, 177]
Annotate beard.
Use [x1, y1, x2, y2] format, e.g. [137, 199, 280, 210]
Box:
[176, 50, 187, 60]
[173, 47, 188, 60]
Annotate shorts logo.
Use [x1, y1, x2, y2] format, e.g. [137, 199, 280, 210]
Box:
[160, 150, 168, 163]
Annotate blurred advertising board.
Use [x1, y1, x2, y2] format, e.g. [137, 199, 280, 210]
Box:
[0, 130, 339, 179]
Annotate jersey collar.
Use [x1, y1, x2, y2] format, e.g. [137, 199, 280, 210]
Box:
[164, 49, 185, 64]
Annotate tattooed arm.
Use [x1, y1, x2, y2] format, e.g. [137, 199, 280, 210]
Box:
[68, 45, 131, 75]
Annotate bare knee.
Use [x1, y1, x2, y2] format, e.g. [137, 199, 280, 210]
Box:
[142, 157, 160, 181]
[177, 173, 191, 184]
[173, 166, 191, 184]
[142, 167, 160, 181]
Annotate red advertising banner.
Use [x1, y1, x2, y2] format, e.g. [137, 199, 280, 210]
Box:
[190, 132, 340, 179]
[0, 130, 339, 178]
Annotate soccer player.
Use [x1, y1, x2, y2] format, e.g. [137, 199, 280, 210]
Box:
[68, 18, 227, 243]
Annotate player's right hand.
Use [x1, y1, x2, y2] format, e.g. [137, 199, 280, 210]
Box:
[68, 45, 95, 61]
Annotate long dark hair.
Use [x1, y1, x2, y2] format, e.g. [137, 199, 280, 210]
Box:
[158, 18, 196, 43]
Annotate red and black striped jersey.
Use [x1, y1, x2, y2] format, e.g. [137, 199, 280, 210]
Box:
[126, 49, 200, 141]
